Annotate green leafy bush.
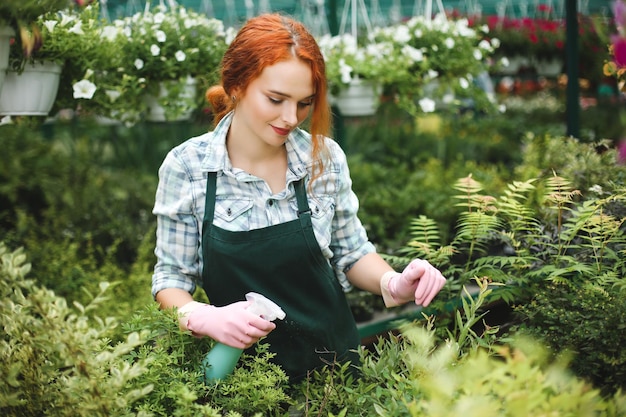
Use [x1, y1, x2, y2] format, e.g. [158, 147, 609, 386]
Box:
[0, 243, 152, 417]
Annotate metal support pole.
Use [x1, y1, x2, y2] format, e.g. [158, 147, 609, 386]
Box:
[565, 0, 579, 138]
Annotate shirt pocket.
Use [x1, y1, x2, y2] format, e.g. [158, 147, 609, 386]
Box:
[214, 198, 253, 230]
[290, 196, 335, 248]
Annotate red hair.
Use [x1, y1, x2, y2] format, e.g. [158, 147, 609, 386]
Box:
[206, 14, 332, 181]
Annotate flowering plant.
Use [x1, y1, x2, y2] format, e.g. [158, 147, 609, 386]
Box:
[8, 4, 104, 72]
[0, 0, 68, 36]
[605, 0, 626, 90]
[100, 4, 228, 122]
[69, 4, 228, 124]
[119, 4, 227, 83]
[319, 14, 496, 116]
[478, 14, 566, 61]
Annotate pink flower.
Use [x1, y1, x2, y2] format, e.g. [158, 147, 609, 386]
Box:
[611, 35, 626, 67]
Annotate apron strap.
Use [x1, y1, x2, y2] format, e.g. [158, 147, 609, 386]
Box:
[206, 171, 218, 224]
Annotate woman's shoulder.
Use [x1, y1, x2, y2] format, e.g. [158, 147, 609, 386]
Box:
[160, 131, 216, 174]
[291, 128, 347, 165]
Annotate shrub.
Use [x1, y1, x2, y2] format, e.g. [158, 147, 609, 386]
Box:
[0, 242, 152, 417]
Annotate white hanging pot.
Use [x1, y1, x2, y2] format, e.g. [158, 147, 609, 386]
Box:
[533, 57, 563, 77]
[0, 61, 63, 116]
[333, 78, 381, 117]
[499, 55, 531, 75]
[144, 76, 197, 122]
[0, 25, 15, 95]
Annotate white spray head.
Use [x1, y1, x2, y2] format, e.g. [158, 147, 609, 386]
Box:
[245, 292, 286, 322]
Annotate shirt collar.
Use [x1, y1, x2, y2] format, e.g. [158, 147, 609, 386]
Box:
[201, 112, 312, 182]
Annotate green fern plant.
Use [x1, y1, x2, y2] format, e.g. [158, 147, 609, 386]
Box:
[397, 171, 626, 304]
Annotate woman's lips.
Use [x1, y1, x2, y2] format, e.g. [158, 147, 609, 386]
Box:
[272, 126, 290, 136]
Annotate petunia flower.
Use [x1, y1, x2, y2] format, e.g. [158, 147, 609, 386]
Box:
[73, 79, 97, 99]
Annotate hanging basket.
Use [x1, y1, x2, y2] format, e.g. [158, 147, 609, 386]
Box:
[499, 55, 531, 75]
[0, 25, 15, 95]
[533, 57, 563, 77]
[0, 61, 63, 116]
[333, 79, 381, 117]
[144, 76, 197, 122]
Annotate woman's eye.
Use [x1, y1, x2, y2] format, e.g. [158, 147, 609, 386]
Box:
[298, 101, 313, 108]
[268, 97, 282, 104]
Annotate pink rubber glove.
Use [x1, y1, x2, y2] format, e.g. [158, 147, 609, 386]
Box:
[178, 301, 276, 349]
[381, 259, 446, 307]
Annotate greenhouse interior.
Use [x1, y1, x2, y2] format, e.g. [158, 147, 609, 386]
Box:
[1, 0, 626, 416]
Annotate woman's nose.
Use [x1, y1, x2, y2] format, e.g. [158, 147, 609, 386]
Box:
[281, 102, 298, 126]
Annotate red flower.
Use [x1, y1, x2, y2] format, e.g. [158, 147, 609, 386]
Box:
[537, 4, 552, 13]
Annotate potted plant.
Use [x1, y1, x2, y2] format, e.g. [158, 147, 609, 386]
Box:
[0, 0, 68, 97]
[318, 32, 391, 116]
[475, 13, 566, 76]
[369, 13, 497, 116]
[114, 4, 228, 122]
[0, 3, 104, 117]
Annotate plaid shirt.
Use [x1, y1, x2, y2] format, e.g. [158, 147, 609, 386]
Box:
[152, 112, 375, 298]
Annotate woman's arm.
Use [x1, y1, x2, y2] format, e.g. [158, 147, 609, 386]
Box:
[346, 253, 446, 308]
[344, 252, 394, 295]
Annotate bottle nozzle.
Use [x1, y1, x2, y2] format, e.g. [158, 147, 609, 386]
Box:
[245, 292, 286, 321]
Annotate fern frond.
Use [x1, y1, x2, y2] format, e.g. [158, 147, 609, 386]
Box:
[452, 175, 496, 212]
[407, 215, 442, 250]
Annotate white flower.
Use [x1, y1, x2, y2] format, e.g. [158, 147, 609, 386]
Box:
[459, 77, 469, 89]
[0, 115, 12, 125]
[444, 37, 455, 49]
[338, 59, 353, 84]
[100, 25, 120, 41]
[59, 13, 75, 27]
[175, 50, 186, 62]
[150, 44, 160, 56]
[134, 58, 144, 70]
[69, 21, 84, 35]
[402, 45, 423, 62]
[473, 49, 483, 60]
[105, 89, 121, 102]
[491, 38, 501, 48]
[588, 184, 604, 194]
[73, 79, 97, 99]
[153, 12, 166, 24]
[419, 97, 436, 113]
[42, 20, 58, 33]
[478, 39, 492, 51]
[156, 30, 166, 42]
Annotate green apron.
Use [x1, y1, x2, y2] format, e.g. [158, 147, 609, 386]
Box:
[201, 171, 360, 380]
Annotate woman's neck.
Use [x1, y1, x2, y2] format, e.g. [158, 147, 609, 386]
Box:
[226, 125, 288, 194]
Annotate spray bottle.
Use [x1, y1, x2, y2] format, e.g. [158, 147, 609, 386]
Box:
[202, 292, 286, 382]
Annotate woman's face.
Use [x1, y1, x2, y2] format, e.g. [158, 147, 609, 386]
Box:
[233, 57, 315, 148]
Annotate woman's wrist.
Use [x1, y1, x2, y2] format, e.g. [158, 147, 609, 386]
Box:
[177, 301, 206, 330]
[380, 270, 401, 307]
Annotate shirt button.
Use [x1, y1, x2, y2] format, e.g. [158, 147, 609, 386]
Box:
[268, 200, 274, 206]
[227, 208, 232, 216]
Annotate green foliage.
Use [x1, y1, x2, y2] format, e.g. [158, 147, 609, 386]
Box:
[297, 279, 626, 416]
[122, 304, 292, 416]
[3, 241, 626, 415]
[515, 281, 626, 396]
[0, 242, 153, 417]
[0, 123, 156, 320]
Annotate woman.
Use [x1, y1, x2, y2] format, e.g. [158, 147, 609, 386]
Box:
[152, 13, 446, 381]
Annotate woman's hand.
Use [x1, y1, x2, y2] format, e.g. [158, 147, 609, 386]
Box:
[381, 259, 446, 307]
[180, 301, 277, 349]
